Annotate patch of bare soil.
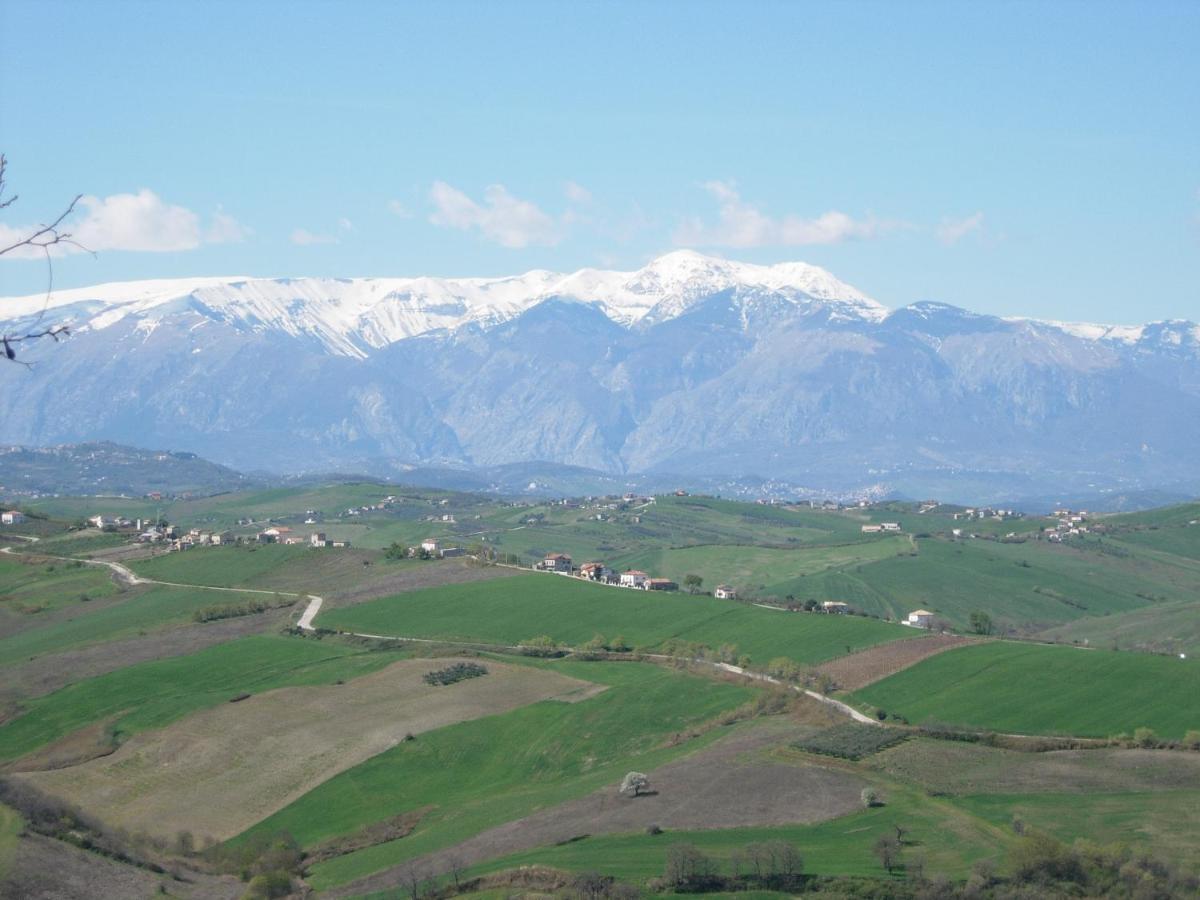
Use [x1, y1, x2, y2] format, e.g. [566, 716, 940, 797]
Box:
[817, 633, 972, 691]
[19, 658, 598, 843]
[0, 608, 292, 705]
[333, 719, 865, 899]
[871, 738, 1200, 795]
[307, 806, 435, 864]
[0, 832, 243, 900]
[6, 718, 120, 773]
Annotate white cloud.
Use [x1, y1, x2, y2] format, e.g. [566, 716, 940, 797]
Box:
[428, 181, 561, 248]
[337, 217, 354, 232]
[675, 180, 899, 248]
[388, 199, 413, 219]
[0, 189, 247, 259]
[936, 211, 985, 246]
[565, 181, 593, 205]
[290, 228, 337, 246]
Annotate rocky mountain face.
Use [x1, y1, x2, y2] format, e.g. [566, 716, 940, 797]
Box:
[2, 251, 1198, 502]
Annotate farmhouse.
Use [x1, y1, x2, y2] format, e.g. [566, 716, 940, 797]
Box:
[714, 584, 737, 600]
[420, 538, 441, 555]
[620, 570, 650, 589]
[861, 524, 883, 534]
[0, 510, 25, 525]
[541, 552, 572, 572]
[880, 522, 902, 532]
[822, 601, 849, 614]
[908, 609, 935, 628]
[310, 532, 328, 547]
[648, 577, 678, 592]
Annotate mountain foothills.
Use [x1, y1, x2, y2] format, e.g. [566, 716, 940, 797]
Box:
[2, 251, 1199, 502]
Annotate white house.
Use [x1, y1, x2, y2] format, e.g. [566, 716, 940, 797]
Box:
[822, 600, 849, 614]
[310, 532, 328, 547]
[620, 570, 649, 589]
[907, 609, 935, 628]
[714, 584, 737, 600]
[880, 522, 902, 532]
[420, 537, 441, 555]
[1, 510, 25, 525]
[861, 524, 883, 534]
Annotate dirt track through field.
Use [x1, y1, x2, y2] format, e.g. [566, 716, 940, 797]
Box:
[19, 658, 602, 843]
[332, 720, 865, 898]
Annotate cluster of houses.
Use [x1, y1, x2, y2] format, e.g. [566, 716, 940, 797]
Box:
[534, 552, 704, 595]
[953, 506, 1021, 521]
[861, 522, 902, 534]
[342, 496, 401, 518]
[255, 526, 351, 548]
[1044, 508, 1091, 542]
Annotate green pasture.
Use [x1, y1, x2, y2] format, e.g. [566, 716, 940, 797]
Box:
[853, 641, 1200, 738]
[318, 574, 908, 664]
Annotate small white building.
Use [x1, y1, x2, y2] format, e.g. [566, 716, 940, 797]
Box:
[861, 524, 883, 534]
[420, 538, 441, 555]
[620, 570, 650, 589]
[907, 609, 935, 628]
[880, 522, 902, 532]
[1, 510, 25, 526]
[310, 532, 328, 547]
[822, 600, 850, 614]
[714, 584, 737, 600]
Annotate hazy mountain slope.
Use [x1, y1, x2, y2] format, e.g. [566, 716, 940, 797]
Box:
[2, 252, 1198, 500]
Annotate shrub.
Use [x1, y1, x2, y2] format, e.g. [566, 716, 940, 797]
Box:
[1133, 726, 1160, 748]
[422, 662, 488, 686]
[1183, 729, 1200, 751]
[861, 787, 880, 808]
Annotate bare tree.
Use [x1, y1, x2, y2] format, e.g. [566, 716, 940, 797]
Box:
[0, 154, 90, 363]
[874, 834, 901, 873]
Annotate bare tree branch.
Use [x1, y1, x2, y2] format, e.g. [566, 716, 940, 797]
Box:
[0, 153, 90, 364]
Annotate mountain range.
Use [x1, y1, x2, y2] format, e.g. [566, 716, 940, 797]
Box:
[2, 250, 1198, 503]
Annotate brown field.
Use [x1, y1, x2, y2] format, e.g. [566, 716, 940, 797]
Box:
[870, 737, 1200, 794]
[335, 718, 865, 898]
[816, 632, 972, 691]
[318, 559, 522, 609]
[19, 658, 599, 843]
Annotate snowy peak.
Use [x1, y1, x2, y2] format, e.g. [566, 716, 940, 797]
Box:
[0, 252, 885, 356]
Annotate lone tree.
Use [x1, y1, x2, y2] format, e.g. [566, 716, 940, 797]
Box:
[683, 573, 703, 594]
[874, 834, 901, 873]
[0, 154, 89, 363]
[969, 610, 994, 635]
[619, 771, 650, 797]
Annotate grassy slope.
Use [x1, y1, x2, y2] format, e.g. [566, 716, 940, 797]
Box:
[1037, 599, 1200, 656]
[0, 583, 289, 665]
[853, 641, 1200, 738]
[0, 554, 119, 618]
[439, 787, 1007, 886]
[319, 574, 908, 664]
[781, 537, 1200, 631]
[0, 802, 20, 882]
[242, 660, 752, 889]
[0, 635, 404, 762]
[129, 544, 312, 587]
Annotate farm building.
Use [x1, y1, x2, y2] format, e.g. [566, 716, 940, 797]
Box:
[310, 532, 328, 547]
[420, 538, 441, 555]
[620, 570, 650, 589]
[714, 584, 737, 600]
[908, 609, 935, 628]
[541, 552, 572, 572]
[648, 577, 678, 591]
[822, 601, 850, 614]
[0, 510, 25, 525]
[861, 524, 883, 533]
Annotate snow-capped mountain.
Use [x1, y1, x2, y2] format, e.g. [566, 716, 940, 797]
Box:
[0, 251, 883, 358]
[1, 251, 1198, 502]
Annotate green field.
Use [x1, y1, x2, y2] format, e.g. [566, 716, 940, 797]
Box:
[0, 635, 404, 762]
[281, 660, 752, 889]
[318, 574, 908, 664]
[130, 544, 314, 587]
[853, 641, 1200, 738]
[0, 553, 120, 621]
[0, 582, 291, 665]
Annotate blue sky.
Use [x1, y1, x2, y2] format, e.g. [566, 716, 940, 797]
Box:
[1, 0, 1196, 323]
